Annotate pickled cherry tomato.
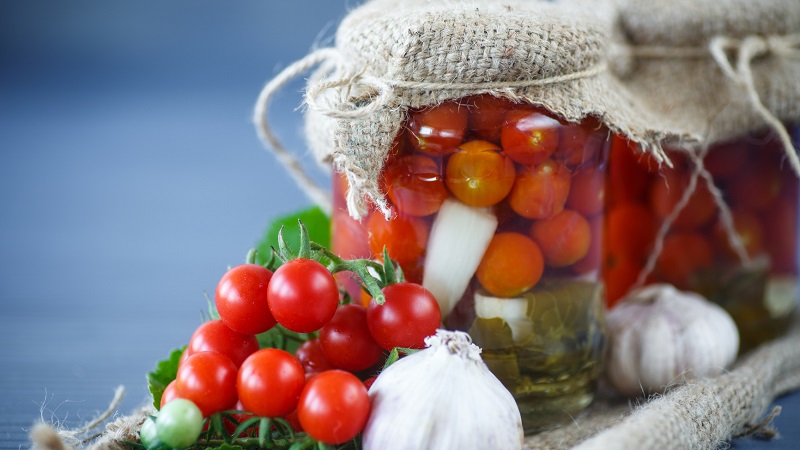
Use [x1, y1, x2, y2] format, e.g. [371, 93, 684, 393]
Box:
[530, 209, 591, 267]
[467, 94, 515, 142]
[445, 140, 515, 207]
[649, 169, 716, 229]
[711, 210, 764, 260]
[608, 136, 649, 206]
[508, 159, 571, 219]
[476, 232, 544, 298]
[703, 141, 748, 180]
[556, 118, 605, 168]
[728, 160, 783, 211]
[606, 202, 656, 263]
[763, 199, 799, 273]
[407, 101, 468, 155]
[501, 108, 561, 165]
[572, 215, 602, 274]
[367, 212, 429, 267]
[566, 168, 605, 216]
[331, 212, 370, 260]
[604, 257, 643, 307]
[655, 232, 713, 289]
[384, 155, 448, 216]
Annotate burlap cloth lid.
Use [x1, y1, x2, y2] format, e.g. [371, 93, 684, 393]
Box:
[611, 0, 800, 147]
[291, 0, 668, 220]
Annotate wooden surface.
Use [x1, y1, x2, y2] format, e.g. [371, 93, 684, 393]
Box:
[0, 2, 798, 449]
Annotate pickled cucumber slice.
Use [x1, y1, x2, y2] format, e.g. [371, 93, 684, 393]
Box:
[468, 318, 520, 384]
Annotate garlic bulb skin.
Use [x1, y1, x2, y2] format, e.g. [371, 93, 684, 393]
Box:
[605, 284, 739, 397]
[362, 330, 523, 450]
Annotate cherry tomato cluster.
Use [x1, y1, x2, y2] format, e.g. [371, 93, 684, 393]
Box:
[332, 95, 609, 299]
[605, 133, 799, 306]
[150, 225, 441, 449]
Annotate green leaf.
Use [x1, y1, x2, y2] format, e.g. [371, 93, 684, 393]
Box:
[205, 444, 244, 450]
[256, 325, 313, 354]
[147, 347, 185, 410]
[256, 207, 330, 266]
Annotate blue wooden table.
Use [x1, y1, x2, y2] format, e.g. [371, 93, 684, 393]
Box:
[0, 2, 797, 449]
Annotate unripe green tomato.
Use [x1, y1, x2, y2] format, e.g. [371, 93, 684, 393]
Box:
[156, 399, 203, 449]
[139, 417, 169, 450]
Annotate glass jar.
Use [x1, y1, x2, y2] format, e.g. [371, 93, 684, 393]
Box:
[605, 127, 799, 352]
[331, 95, 610, 433]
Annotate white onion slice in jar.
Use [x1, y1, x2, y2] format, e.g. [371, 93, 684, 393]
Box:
[474, 292, 533, 344]
[423, 198, 498, 318]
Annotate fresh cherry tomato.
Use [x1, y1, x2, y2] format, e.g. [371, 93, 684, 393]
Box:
[655, 232, 713, 289]
[407, 101, 468, 155]
[237, 348, 306, 418]
[649, 168, 716, 229]
[160, 380, 180, 409]
[186, 319, 259, 368]
[319, 304, 384, 372]
[215, 264, 276, 335]
[367, 212, 429, 267]
[467, 94, 515, 142]
[175, 352, 238, 417]
[500, 108, 561, 165]
[530, 209, 591, 268]
[566, 168, 605, 216]
[295, 338, 335, 375]
[268, 258, 339, 333]
[555, 118, 606, 168]
[508, 159, 571, 219]
[383, 154, 449, 217]
[445, 140, 516, 207]
[476, 232, 544, 297]
[367, 282, 441, 350]
[297, 370, 371, 445]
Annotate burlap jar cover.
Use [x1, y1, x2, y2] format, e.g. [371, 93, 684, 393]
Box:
[30, 0, 800, 449]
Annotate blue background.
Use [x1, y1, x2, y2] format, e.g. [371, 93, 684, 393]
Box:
[0, 1, 797, 449]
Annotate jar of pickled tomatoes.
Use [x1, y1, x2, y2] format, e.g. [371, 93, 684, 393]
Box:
[331, 95, 609, 433]
[606, 128, 800, 352]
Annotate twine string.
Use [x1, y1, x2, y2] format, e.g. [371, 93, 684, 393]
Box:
[253, 47, 338, 213]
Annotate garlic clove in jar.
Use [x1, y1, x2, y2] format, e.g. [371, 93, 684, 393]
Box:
[362, 330, 523, 450]
[605, 284, 740, 397]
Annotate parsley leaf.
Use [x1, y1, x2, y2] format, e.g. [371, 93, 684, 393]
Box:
[147, 346, 185, 410]
[255, 206, 331, 267]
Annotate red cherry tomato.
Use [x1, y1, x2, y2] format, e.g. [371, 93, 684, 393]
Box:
[186, 320, 259, 368]
[297, 370, 371, 445]
[655, 232, 713, 289]
[175, 352, 238, 417]
[572, 214, 602, 275]
[711, 210, 764, 261]
[476, 232, 544, 297]
[294, 338, 335, 375]
[367, 212, 429, 268]
[467, 94, 515, 142]
[703, 140, 748, 180]
[445, 140, 516, 207]
[384, 154, 448, 217]
[407, 101, 468, 155]
[268, 258, 339, 333]
[319, 304, 384, 372]
[160, 380, 180, 409]
[215, 264, 276, 335]
[367, 282, 441, 350]
[530, 209, 591, 268]
[500, 108, 561, 165]
[606, 202, 656, 263]
[728, 159, 783, 211]
[555, 118, 606, 168]
[237, 348, 306, 418]
[566, 168, 605, 217]
[607, 136, 649, 207]
[508, 159, 571, 219]
[649, 169, 716, 229]
[604, 256, 644, 308]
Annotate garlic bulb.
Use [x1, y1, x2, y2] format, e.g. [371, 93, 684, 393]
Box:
[605, 284, 740, 397]
[362, 330, 523, 450]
